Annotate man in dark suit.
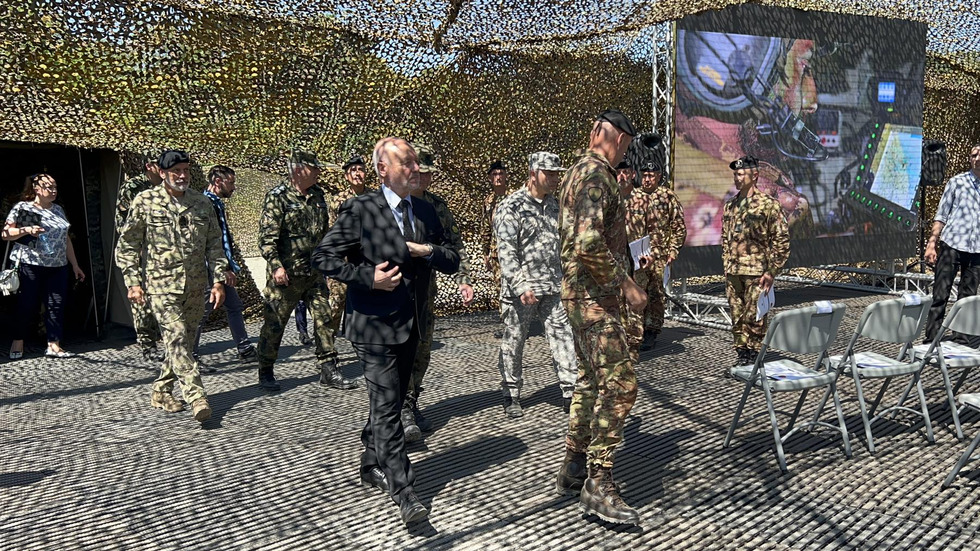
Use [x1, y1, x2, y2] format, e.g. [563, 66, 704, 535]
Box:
[312, 137, 460, 525]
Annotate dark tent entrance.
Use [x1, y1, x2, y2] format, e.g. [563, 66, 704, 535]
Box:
[0, 140, 125, 345]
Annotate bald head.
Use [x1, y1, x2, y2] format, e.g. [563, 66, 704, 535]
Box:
[588, 120, 633, 166]
[372, 137, 420, 198]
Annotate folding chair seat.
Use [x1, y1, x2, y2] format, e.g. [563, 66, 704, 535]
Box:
[910, 295, 980, 440]
[943, 393, 980, 488]
[724, 303, 851, 472]
[814, 295, 934, 453]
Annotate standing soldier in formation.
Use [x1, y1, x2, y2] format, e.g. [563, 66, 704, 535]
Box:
[402, 144, 475, 441]
[722, 155, 790, 368]
[493, 151, 578, 418]
[255, 150, 358, 392]
[634, 161, 686, 351]
[618, 159, 646, 361]
[554, 110, 647, 525]
[115, 152, 163, 363]
[115, 150, 228, 424]
[483, 160, 508, 315]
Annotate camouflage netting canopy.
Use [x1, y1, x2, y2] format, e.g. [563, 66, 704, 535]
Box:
[1, 0, 978, 316]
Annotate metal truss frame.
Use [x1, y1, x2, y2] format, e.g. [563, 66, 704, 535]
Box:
[651, 20, 675, 180]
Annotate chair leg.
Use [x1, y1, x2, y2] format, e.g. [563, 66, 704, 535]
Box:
[869, 378, 893, 417]
[914, 374, 935, 444]
[943, 429, 980, 488]
[787, 390, 809, 432]
[811, 386, 832, 425]
[953, 367, 972, 395]
[938, 363, 964, 440]
[724, 381, 753, 448]
[830, 382, 852, 459]
[762, 383, 788, 472]
[852, 373, 876, 454]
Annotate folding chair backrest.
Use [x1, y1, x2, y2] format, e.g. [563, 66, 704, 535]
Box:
[944, 295, 980, 337]
[855, 295, 933, 344]
[765, 304, 847, 355]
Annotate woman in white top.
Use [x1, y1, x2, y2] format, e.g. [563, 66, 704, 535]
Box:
[2, 173, 86, 359]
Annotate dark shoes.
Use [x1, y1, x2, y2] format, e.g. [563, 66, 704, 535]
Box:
[319, 360, 359, 390]
[298, 332, 313, 346]
[193, 353, 217, 374]
[580, 466, 640, 525]
[238, 346, 258, 365]
[258, 366, 281, 391]
[504, 397, 523, 418]
[398, 490, 428, 525]
[562, 396, 572, 415]
[359, 467, 389, 495]
[556, 449, 588, 495]
[640, 329, 659, 352]
[402, 404, 422, 443]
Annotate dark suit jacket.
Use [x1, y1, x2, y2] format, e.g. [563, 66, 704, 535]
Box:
[312, 189, 460, 345]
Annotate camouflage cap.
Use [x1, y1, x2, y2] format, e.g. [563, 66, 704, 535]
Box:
[729, 155, 759, 171]
[414, 144, 438, 173]
[528, 151, 565, 172]
[290, 149, 322, 169]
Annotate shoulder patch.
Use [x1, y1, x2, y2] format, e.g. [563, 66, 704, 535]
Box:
[588, 187, 603, 202]
[451, 224, 460, 234]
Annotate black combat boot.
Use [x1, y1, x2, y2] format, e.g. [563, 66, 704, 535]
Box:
[402, 402, 422, 443]
[579, 466, 640, 525]
[319, 360, 358, 390]
[639, 329, 659, 352]
[555, 449, 588, 495]
[258, 366, 281, 391]
[407, 393, 432, 433]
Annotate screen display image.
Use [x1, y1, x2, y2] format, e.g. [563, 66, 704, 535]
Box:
[671, 6, 927, 275]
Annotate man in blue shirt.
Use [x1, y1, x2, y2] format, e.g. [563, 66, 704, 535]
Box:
[924, 144, 980, 342]
[193, 165, 258, 365]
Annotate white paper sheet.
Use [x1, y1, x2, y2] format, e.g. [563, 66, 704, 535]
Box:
[629, 235, 651, 270]
[756, 285, 775, 321]
[662, 263, 670, 290]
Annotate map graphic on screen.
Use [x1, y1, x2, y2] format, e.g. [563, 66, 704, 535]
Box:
[672, 6, 927, 275]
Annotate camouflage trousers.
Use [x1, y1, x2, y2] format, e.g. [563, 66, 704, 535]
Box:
[129, 298, 161, 350]
[621, 296, 643, 363]
[257, 274, 337, 369]
[326, 277, 346, 337]
[633, 264, 666, 333]
[563, 296, 638, 469]
[498, 293, 577, 399]
[406, 277, 438, 405]
[726, 274, 767, 352]
[147, 290, 207, 403]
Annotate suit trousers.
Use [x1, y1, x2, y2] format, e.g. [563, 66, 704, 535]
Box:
[355, 330, 421, 503]
[925, 241, 980, 342]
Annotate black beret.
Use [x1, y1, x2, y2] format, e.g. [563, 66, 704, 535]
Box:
[342, 154, 365, 171]
[158, 150, 190, 169]
[488, 160, 507, 173]
[640, 160, 663, 173]
[597, 109, 637, 137]
[729, 155, 760, 170]
[615, 160, 632, 170]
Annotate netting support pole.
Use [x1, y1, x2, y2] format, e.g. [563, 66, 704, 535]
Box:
[652, 21, 675, 182]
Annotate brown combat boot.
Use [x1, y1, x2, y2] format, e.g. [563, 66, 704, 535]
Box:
[556, 449, 588, 495]
[150, 391, 185, 413]
[579, 466, 640, 525]
[190, 398, 212, 423]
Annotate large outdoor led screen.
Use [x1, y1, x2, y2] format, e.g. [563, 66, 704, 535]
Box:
[671, 5, 927, 276]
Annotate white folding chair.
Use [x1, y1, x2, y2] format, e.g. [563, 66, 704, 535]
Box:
[814, 295, 934, 453]
[910, 295, 980, 440]
[943, 394, 980, 488]
[724, 303, 851, 472]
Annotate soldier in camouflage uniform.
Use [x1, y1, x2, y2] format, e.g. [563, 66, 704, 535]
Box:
[494, 151, 578, 419]
[617, 160, 645, 361]
[722, 155, 790, 368]
[482, 160, 508, 312]
[554, 110, 647, 525]
[255, 150, 357, 392]
[114, 154, 163, 362]
[115, 150, 228, 424]
[401, 144, 475, 441]
[325, 154, 372, 337]
[633, 161, 686, 351]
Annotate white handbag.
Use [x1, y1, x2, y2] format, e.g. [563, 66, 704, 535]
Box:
[0, 241, 20, 296]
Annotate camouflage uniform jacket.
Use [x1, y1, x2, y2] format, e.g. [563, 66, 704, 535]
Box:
[482, 191, 505, 260]
[651, 186, 687, 262]
[558, 150, 629, 300]
[115, 186, 228, 294]
[328, 185, 371, 230]
[423, 190, 473, 286]
[115, 175, 155, 233]
[258, 182, 329, 278]
[722, 189, 790, 276]
[494, 187, 562, 298]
